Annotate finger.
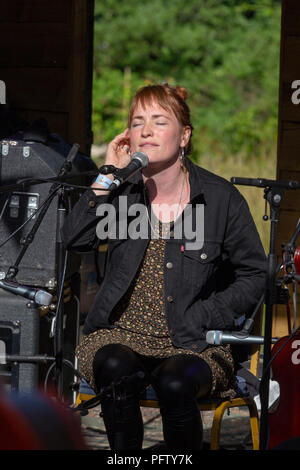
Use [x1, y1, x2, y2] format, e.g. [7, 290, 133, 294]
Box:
[111, 133, 130, 151]
[115, 128, 130, 141]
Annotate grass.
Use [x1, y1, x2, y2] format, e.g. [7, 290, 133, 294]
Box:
[196, 151, 277, 252]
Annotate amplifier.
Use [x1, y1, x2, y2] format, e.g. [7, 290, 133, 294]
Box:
[0, 287, 80, 402]
[0, 132, 97, 287]
[0, 291, 40, 392]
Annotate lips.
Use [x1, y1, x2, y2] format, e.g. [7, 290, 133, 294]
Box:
[139, 143, 159, 148]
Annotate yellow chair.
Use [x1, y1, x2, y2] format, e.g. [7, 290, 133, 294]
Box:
[75, 330, 261, 450]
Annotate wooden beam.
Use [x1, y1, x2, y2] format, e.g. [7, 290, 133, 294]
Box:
[0, 0, 94, 155]
[275, 0, 300, 337]
[67, 0, 94, 154]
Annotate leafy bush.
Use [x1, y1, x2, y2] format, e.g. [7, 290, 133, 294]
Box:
[92, 0, 281, 162]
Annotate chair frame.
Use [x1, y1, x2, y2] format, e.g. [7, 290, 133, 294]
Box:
[139, 342, 261, 450]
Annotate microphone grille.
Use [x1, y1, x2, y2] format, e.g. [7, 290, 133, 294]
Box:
[206, 331, 217, 345]
[35, 290, 53, 306]
[131, 152, 149, 168]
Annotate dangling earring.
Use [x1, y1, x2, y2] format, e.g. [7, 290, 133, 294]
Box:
[179, 147, 185, 168]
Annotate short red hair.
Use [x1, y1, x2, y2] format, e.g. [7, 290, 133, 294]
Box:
[128, 83, 193, 155]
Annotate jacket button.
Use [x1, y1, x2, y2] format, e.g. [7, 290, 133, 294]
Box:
[200, 253, 207, 260]
[89, 200, 96, 208]
[167, 295, 174, 303]
[166, 262, 173, 269]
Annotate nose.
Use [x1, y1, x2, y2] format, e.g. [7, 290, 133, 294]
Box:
[141, 122, 153, 137]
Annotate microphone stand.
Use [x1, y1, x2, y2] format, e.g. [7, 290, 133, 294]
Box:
[50, 143, 82, 396]
[54, 190, 67, 397]
[73, 371, 146, 450]
[231, 176, 300, 450]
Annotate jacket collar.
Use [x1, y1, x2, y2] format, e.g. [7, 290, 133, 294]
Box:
[185, 157, 205, 204]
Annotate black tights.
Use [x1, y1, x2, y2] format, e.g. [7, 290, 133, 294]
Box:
[92, 343, 212, 451]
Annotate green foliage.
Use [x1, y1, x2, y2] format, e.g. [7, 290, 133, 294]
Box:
[92, 0, 281, 161]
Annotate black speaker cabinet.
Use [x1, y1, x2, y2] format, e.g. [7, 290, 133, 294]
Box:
[0, 288, 80, 403]
[0, 129, 97, 402]
[0, 291, 40, 392]
[0, 132, 97, 287]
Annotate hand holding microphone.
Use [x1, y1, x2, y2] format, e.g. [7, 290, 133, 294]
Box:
[108, 152, 149, 190]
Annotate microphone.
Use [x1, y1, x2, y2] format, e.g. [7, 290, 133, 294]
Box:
[109, 152, 149, 190]
[0, 279, 53, 306]
[206, 330, 279, 345]
[231, 177, 300, 190]
[59, 143, 80, 177]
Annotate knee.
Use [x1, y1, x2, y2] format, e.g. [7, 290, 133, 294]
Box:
[92, 343, 137, 387]
[155, 374, 190, 404]
[152, 357, 212, 404]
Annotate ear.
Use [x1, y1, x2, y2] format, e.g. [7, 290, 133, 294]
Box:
[180, 126, 191, 148]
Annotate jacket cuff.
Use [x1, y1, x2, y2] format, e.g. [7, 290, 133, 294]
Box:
[83, 189, 111, 214]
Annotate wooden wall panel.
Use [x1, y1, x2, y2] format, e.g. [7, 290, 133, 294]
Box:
[68, 0, 94, 154]
[1, 68, 69, 112]
[0, 0, 72, 23]
[281, 82, 300, 120]
[0, 0, 94, 155]
[275, 0, 300, 336]
[282, 37, 300, 80]
[283, 0, 300, 35]
[0, 24, 71, 68]
[279, 170, 300, 211]
[279, 123, 300, 172]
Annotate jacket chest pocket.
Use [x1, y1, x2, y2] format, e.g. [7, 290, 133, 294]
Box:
[182, 242, 222, 287]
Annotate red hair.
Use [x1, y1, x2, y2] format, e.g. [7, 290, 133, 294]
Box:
[128, 83, 193, 155]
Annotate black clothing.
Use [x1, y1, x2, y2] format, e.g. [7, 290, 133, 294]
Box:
[92, 343, 212, 451]
[61, 157, 266, 353]
[75, 233, 238, 397]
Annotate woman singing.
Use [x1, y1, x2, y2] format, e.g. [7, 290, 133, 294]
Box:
[62, 83, 266, 451]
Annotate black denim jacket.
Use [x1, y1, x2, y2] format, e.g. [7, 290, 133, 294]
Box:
[61, 158, 266, 354]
